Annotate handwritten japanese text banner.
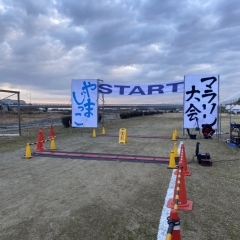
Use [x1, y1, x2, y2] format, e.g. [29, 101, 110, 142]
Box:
[184, 75, 219, 129]
[72, 79, 98, 128]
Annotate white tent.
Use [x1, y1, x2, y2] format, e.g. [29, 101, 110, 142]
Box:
[221, 90, 240, 105]
[225, 104, 240, 114]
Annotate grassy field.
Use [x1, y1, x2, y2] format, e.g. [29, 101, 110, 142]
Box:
[1, 112, 240, 239]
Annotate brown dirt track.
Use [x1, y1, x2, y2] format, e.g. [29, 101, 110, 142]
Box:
[1, 113, 240, 240]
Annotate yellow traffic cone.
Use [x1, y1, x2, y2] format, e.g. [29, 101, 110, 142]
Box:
[171, 130, 177, 141]
[50, 138, 57, 150]
[93, 129, 97, 138]
[125, 129, 128, 143]
[25, 143, 32, 159]
[119, 128, 128, 144]
[102, 127, 106, 135]
[167, 149, 177, 169]
[173, 142, 179, 163]
[175, 128, 179, 139]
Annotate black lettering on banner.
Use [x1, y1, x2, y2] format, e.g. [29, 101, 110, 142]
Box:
[185, 76, 218, 126]
[210, 103, 216, 114]
[202, 89, 217, 103]
[166, 82, 184, 92]
[201, 77, 217, 88]
[98, 84, 112, 94]
[147, 85, 164, 94]
[185, 85, 200, 102]
[202, 104, 207, 118]
[185, 103, 201, 121]
[209, 118, 217, 127]
[200, 77, 217, 103]
[114, 85, 131, 95]
[129, 86, 146, 95]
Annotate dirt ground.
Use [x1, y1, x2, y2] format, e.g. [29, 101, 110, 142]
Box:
[0, 111, 64, 127]
[1, 113, 174, 240]
[1, 113, 240, 239]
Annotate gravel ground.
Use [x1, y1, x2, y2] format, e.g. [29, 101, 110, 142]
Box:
[1, 113, 174, 240]
[1, 112, 240, 240]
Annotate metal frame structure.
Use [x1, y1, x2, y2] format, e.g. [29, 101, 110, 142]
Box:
[0, 89, 21, 136]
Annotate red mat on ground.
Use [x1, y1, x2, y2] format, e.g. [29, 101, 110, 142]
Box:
[33, 151, 169, 164]
[100, 134, 171, 139]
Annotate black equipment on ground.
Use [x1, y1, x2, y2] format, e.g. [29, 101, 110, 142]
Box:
[230, 121, 240, 146]
[186, 128, 197, 139]
[186, 118, 200, 139]
[202, 124, 215, 139]
[194, 142, 212, 166]
[230, 121, 240, 131]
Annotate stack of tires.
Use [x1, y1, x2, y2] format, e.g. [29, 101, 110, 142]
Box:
[143, 111, 156, 116]
[62, 115, 72, 127]
[119, 111, 143, 119]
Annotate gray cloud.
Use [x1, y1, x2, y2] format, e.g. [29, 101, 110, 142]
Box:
[0, 0, 240, 104]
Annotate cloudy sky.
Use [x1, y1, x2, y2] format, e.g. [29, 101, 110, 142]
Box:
[0, 0, 239, 104]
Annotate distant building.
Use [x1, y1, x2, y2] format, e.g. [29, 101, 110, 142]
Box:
[0, 98, 26, 105]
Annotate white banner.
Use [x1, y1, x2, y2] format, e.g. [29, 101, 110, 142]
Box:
[183, 75, 219, 129]
[98, 80, 184, 95]
[72, 79, 98, 128]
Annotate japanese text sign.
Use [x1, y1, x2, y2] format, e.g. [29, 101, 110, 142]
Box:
[72, 79, 98, 128]
[184, 75, 219, 129]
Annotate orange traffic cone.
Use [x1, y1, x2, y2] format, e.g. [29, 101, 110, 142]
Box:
[40, 127, 45, 141]
[49, 125, 55, 139]
[166, 209, 181, 240]
[167, 161, 193, 211]
[35, 128, 45, 151]
[180, 144, 191, 176]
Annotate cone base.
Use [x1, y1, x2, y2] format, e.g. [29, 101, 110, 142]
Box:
[35, 148, 45, 151]
[183, 170, 192, 176]
[102, 127, 106, 135]
[24, 156, 32, 159]
[174, 170, 192, 176]
[167, 166, 177, 169]
[167, 198, 193, 211]
[172, 230, 181, 240]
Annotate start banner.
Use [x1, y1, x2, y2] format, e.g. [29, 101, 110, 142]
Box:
[98, 80, 184, 96]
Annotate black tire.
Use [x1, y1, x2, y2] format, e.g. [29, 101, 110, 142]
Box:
[62, 115, 72, 128]
[98, 113, 102, 123]
[62, 114, 102, 127]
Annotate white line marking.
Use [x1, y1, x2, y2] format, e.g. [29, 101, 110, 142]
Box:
[157, 141, 183, 240]
[157, 170, 176, 240]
